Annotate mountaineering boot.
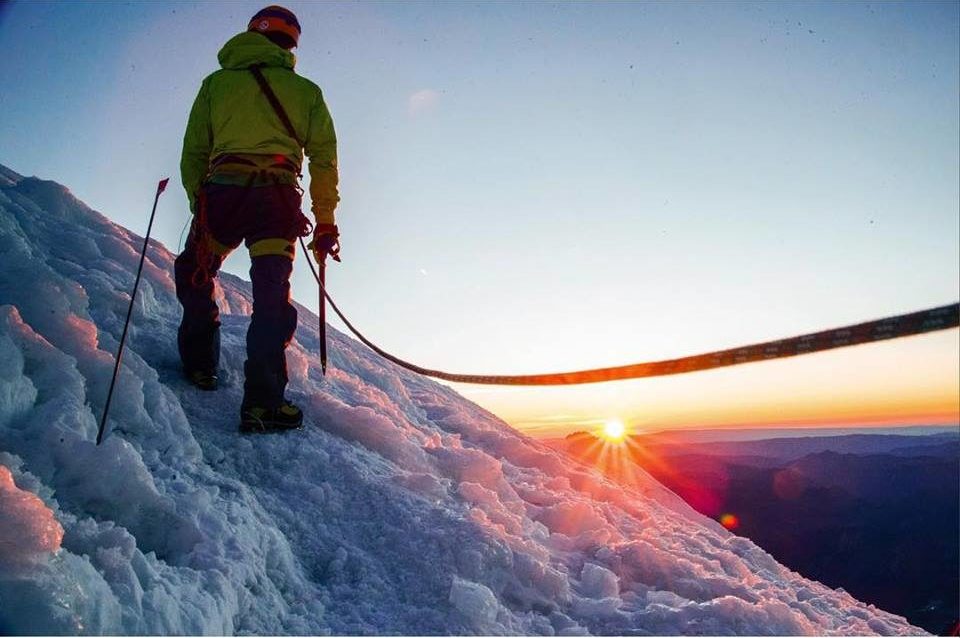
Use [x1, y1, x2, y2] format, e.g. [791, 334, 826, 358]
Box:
[239, 401, 303, 434]
[186, 369, 218, 391]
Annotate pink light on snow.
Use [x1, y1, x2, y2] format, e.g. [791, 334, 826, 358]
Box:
[0, 466, 64, 563]
[65, 312, 100, 353]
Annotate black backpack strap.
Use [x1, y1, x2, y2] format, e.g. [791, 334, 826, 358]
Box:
[249, 63, 302, 147]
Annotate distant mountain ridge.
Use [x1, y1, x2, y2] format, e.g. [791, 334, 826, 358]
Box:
[651, 432, 959, 462]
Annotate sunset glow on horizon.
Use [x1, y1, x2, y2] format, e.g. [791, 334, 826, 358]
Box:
[458, 330, 960, 439]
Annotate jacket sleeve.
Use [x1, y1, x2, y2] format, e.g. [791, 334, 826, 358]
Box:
[180, 79, 213, 214]
[304, 89, 340, 227]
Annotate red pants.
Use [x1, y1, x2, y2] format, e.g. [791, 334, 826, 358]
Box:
[174, 182, 307, 409]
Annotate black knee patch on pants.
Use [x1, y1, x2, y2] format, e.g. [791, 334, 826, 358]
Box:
[174, 234, 225, 373]
[243, 255, 297, 408]
[178, 320, 221, 374]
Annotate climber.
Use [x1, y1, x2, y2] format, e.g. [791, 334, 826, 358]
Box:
[174, 5, 340, 433]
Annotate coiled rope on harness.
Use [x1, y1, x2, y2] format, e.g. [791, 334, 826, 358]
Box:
[299, 240, 959, 385]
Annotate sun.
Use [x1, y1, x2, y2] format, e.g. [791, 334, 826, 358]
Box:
[601, 418, 627, 443]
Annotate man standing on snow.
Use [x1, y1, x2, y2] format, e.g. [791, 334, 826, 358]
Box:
[175, 5, 339, 433]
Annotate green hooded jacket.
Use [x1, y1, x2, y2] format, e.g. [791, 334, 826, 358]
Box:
[181, 32, 339, 225]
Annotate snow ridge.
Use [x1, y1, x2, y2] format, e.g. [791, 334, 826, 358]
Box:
[0, 165, 923, 635]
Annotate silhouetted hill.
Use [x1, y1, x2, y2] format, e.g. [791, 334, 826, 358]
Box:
[644, 431, 959, 463]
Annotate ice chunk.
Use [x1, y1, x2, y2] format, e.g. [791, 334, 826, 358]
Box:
[0, 325, 37, 429]
[537, 500, 608, 537]
[580, 562, 619, 598]
[449, 577, 500, 626]
[0, 552, 123, 634]
[571, 594, 623, 619]
[0, 465, 63, 563]
[432, 445, 504, 485]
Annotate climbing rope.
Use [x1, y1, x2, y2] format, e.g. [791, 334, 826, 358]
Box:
[300, 240, 959, 386]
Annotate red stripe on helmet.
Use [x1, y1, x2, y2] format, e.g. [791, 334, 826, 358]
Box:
[248, 6, 300, 47]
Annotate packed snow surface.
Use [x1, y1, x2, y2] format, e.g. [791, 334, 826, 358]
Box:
[0, 163, 924, 635]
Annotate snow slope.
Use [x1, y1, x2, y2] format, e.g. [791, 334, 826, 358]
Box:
[0, 164, 923, 635]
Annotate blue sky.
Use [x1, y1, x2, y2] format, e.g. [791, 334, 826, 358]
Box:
[1, 1, 957, 434]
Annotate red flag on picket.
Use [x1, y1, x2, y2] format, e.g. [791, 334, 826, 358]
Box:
[157, 178, 170, 195]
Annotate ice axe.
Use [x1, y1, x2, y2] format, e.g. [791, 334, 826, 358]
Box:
[302, 236, 339, 375]
[318, 253, 327, 374]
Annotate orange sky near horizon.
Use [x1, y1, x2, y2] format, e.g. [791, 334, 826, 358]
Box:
[454, 329, 960, 439]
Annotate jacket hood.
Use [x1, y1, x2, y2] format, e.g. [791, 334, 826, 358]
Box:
[218, 32, 296, 70]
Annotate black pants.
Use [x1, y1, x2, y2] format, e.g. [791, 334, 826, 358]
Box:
[174, 182, 303, 409]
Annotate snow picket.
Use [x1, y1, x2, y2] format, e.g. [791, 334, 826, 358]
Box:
[0, 164, 923, 635]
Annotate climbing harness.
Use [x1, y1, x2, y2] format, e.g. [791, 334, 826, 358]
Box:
[301, 242, 959, 386]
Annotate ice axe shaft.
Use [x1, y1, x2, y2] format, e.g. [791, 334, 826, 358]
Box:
[319, 254, 327, 375]
[297, 236, 335, 375]
[97, 178, 169, 445]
